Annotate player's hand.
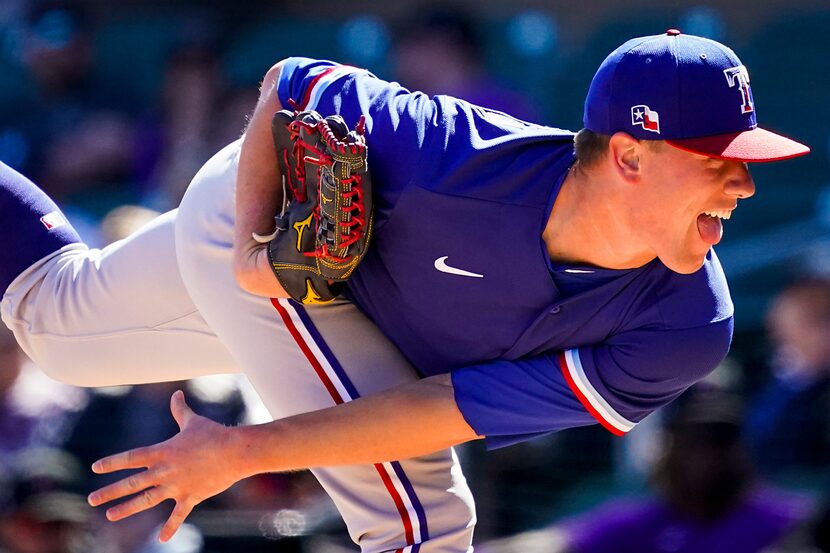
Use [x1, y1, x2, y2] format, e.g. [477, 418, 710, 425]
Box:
[233, 238, 291, 298]
[87, 391, 245, 542]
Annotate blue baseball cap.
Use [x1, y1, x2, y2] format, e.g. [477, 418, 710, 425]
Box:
[584, 29, 809, 162]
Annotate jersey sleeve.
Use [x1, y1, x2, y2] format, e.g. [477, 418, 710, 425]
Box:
[451, 317, 734, 449]
[276, 57, 438, 212]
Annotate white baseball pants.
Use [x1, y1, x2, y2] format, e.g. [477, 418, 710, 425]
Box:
[1, 141, 475, 553]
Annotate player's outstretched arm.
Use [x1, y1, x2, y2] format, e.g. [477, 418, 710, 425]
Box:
[233, 60, 291, 298]
[88, 374, 480, 542]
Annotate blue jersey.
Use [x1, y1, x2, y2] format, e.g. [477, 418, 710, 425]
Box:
[277, 58, 734, 448]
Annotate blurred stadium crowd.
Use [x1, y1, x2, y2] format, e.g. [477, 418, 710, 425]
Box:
[1, 0, 830, 552]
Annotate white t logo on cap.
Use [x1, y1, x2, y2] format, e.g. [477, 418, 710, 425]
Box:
[723, 65, 754, 114]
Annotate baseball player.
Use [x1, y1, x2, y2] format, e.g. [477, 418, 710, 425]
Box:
[0, 31, 809, 552]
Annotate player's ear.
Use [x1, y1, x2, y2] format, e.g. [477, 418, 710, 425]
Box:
[608, 132, 642, 183]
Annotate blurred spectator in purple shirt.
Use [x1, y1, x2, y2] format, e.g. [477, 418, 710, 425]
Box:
[559, 391, 811, 553]
[744, 278, 830, 480]
[392, 8, 540, 123]
[481, 390, 812, 553]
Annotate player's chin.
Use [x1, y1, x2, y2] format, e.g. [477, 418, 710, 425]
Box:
[660, 249, 709, 275]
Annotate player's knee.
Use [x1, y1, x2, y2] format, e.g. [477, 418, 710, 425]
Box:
[36, 357, 99, 388]
[13, 336, 100, 388]
[2, 262, 104, 389]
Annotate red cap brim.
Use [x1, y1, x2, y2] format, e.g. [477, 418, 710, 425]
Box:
[666, 127, 810, 162]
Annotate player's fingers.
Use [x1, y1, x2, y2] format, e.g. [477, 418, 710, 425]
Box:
[104, 487, 167, 522]
[92, 445, 156, 474]
[158, 501, 193, 543]
[88, 470, 157, 506]
[170, 390, 193, 430]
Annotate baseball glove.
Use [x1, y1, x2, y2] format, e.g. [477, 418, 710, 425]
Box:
[256, 109, 373, 304]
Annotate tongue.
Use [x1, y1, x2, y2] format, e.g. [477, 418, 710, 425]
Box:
[697, 214, 723, 245]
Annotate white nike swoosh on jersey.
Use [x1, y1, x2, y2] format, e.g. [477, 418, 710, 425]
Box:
[434, 256, 484, 278]
[563, 269, 595, 274]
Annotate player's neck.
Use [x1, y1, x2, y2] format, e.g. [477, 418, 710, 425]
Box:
[543, 163, 656, 270]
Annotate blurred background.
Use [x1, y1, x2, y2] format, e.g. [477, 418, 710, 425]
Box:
[1, 0, 830, 551]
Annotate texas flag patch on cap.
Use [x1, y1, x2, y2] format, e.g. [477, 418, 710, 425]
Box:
[40, 211, 68, 230]
[631, 105, 660, 133]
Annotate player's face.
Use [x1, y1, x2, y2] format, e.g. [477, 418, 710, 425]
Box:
[635, 144, 755, 274]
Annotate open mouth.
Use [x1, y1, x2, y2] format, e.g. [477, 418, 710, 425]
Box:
[696, 209, 732, 246]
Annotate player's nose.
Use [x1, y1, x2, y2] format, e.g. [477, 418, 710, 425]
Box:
[724, 162, 755, 199]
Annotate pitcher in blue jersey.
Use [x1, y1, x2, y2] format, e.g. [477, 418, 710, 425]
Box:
[0, 31, 809, 551]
